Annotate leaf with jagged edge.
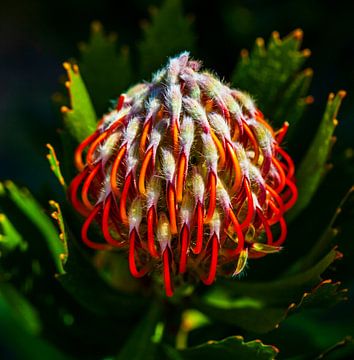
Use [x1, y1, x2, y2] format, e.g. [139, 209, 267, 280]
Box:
[79, 21, 132, 115]
[164, 336, 279, 360]
[49, 200, 68, 267]
[0, 213, 27, 252]
[116, 301, 162, 360]
[46, 144, 66, 189]
[192, 248, 346, 333]
[289, 91, 346, 220]
[313, 337, 354, 360]
[0, 181, 67, 275]
[273, 68, 314, 139]
[138, 0, 196, 77]
[193, 276, 346, 334]
[208, 248, 340, 306]
[61, 62, 97, 143]
[232, 29, 311, 126]
[292, 279, 348, 310]
[292, 186, 354, 273]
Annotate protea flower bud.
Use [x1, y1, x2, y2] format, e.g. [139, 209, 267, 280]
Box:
[69, 52, 297, 297]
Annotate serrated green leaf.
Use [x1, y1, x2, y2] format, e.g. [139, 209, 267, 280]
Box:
[194, 275, 345, 334]
[214, 248, 339, 306]
[138, 0, 196, 77]
[289, 91, 346, 219]
[314, 337, 354, 360]
[46, 143, 66, 188]
[273, 68, 313, 138]
[79, 21, 132, 115]
[193, 248, 344, 333]
[232, 29, 310, 125]
[167, 336, 279, 360]
[294, 279, 347, 309]
[0, 213, 27, 252]
[61, 62, 97, 143]
[116, 301, 162, 360]
[192, 302, 285, 334]
[49, 200, 68, 266]
[293, 187, 354, 272]
[0, 181, 67, 275]
[0, 282, 41, 335]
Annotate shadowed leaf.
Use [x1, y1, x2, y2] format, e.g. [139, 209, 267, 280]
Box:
[232, 29, 310, 126]
[0, 181, 67, 275]
[0, 213, 27, 252]
[57, 234, 147, 318]
[292, 186, 354, 272]
[138, 0, 196, 77]
[0, 285, 70, 359]
[0, 282, 41, 335]
[116, 302, 162, 360]
[217, 247, 340, 305]
[165, 335, 279, 359]
[192, 248, 345, 333]
[79, 21, 132, 115]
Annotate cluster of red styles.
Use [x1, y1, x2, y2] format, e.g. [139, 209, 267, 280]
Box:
[69, 53, 297, 297]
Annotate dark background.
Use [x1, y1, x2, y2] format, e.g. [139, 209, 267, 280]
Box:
[0, 1, 354, 357]
[1, 0, 353, 194]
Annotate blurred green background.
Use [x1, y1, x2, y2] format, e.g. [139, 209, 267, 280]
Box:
[0, 0, 353, 358]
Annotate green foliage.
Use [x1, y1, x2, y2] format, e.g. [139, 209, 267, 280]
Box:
[138, 0, 196, 78]
[0, 181, 67, 275]
[57, 236, 147, 318]
[61, 62, 97, 143]
[0, 212, 27, 252]
[116, 302, 161, 360]
[232, 29, 311, 128]
[0, 288, 70, 359]
[290, 91, 346, 219]
[0, 282, 41, 335]
[79, 21, 132, 115]
[46, 144, 66, 188]
[166, 336, 278, 360]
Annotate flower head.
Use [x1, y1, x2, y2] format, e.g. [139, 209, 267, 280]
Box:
[69, 52, 297, 297]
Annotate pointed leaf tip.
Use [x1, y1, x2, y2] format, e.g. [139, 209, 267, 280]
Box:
[46, 144, 66, 188]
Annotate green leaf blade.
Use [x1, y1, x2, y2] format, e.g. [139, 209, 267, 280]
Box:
[116, 301, 162, 360]
[290, 91, 346, 219]
[232, 29, 310, 127]
[177, 336, 279, 360]
[0, 181, 67, 275]
[46, 144, 66, 188]
[0, 213, 27, 252]
[61, 62, 97, 143]
[138, 0, 196, 77]
[79, 21, 132, 115]
[192, 248, 345, 333]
